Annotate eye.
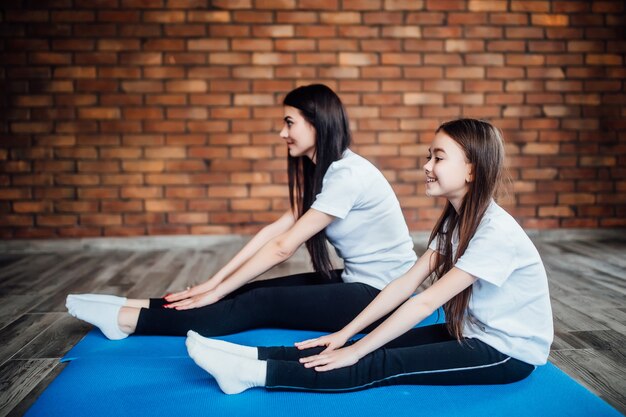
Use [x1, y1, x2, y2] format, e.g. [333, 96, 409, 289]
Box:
[426, 155, 432, 161]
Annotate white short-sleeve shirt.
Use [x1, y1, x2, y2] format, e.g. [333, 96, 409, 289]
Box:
[429, 201, 554, 365]
[311, 149, 416, 290]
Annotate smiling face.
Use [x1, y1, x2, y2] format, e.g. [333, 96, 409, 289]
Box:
[423, 131, 474, 212]
[279, 105, 317, 162]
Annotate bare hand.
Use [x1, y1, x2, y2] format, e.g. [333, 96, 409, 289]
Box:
[299, 346, 361, 372]
[295, 331, 349, 354]
[165, 279, 220, 303]
[164, 290, 221, 310]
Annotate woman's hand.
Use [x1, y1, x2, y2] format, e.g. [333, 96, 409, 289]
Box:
[299, 345, 361, 372]
[164, 290, 222, 310]
[164, 278, 220, 303]
[295, 330, 350, 354]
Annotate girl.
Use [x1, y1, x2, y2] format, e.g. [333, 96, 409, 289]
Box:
[183, 118, 554, 394]
[66, 84, 417, 340]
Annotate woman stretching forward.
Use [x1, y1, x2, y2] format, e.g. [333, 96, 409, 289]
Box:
[66, 84, 416, 340]
[184, 118, 554, 393]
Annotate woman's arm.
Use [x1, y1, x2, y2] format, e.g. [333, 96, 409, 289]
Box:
[295, 249, 437, 352]
[167, 208, 335, 310]
[166, 210, 296, 302]
[300, 267, 477, 371]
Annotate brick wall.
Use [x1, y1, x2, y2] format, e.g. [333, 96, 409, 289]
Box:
[1, 0, 625, 239]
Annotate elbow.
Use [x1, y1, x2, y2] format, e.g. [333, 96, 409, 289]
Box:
[413, 301, 437, 319]
[271, 238, 295, 261]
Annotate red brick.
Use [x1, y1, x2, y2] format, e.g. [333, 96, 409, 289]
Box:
[101, 201, 144, 212]
[507, 54, 546, 66]
[338, 26, 378, 38]
[186, 121, 228, 133]
[422, 26, 462, 38]
[36, 215, 76, 227]
[168, 212, 209, 224]
[511, 1, 549, 12]
[55, 201, 98, 214]
[233, 66, 274, 78]
[121, 187, 162, 199]
[231, 198, 272, 211]
[446, 67, 484, 79]
[166, 80, 207, 92]
[445, 40, 484, 52]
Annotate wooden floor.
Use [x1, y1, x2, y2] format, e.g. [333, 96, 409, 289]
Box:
[0, 232, 624, 416]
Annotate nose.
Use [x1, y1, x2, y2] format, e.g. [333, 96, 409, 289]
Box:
[279, 124, 289, 139]
[423, 158, 432, 173]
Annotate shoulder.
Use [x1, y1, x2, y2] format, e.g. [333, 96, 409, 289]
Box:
[328, 150, 381, 178]
[471, 202, 521, 249]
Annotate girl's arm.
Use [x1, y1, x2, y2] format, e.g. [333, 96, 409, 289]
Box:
[167, 208, 335, 310]
[166, 210, 297, 302]
[300, 267, 477, 372]
[295, 249, 437, 352]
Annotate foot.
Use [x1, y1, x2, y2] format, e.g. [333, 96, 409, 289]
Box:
[67, 293, 127, 306]
[66, 297, 128, 340]
[187, 330, 258, 359]
[186, 335, 266, 394]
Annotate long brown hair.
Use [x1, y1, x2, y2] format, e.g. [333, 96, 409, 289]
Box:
[427, 119, 505, 341]
[283, 84, 351, 279]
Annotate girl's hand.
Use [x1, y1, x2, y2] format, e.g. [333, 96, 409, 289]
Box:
[164, 279, 220, 303]
[299, 346, 361, 372]
[295, 331, 349, 353]
[164, 290, 221, 310]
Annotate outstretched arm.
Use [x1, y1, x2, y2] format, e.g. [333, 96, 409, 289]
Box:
[300, 267, 476, 371]
[167, 208, 335, 310]
[166, 210, 296, 303]
[296, 249, 437, 353]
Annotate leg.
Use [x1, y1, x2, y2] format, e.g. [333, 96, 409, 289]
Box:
[265, 338, 535, 391]
[259, 324, 453, 362]
[135, 281, 380, 336]
[147, 270, 344, 309]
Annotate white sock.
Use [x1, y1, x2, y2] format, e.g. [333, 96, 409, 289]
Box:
[186, 335, 266, 394]
[187, 330, 258, 359]
[67, 294, 127, 306]
[66, 298, 128, 340]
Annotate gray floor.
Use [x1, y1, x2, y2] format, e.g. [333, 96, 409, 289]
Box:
[0, 231, 624, 416]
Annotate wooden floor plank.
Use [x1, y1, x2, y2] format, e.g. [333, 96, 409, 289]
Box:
[550, 348, 626, 412]
[0, 313, 63, 366]
[0, 359, 58, 417]
[5, 362, 67, 417]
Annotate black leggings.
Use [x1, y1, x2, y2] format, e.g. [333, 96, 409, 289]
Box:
[260, 324, 535, 391]
[134, 270, 382, 337]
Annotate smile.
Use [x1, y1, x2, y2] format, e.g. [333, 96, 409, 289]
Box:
[426, 177, 437, 183]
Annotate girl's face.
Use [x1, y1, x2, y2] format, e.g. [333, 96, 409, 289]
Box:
[280, 106, 317, 162]
[423, 131, 473, 212]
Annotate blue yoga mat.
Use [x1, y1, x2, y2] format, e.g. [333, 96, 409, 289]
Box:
[26, 313, 621, 417]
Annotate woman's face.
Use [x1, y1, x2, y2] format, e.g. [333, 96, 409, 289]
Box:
[280, 106, 317, 162]
[423, 131, 473, 212]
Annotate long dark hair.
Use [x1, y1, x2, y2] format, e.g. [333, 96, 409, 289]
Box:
[427, 119, 505, 341]
[284, 84, 352, 279]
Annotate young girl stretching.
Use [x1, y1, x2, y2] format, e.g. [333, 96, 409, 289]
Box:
[184, 118, 554, 393]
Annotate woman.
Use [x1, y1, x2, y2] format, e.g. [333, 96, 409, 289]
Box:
[66, 84, 417, 340]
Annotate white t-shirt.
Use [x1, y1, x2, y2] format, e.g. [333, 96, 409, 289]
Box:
[311, 149, 417, 290]
[429, 201, 554, 365]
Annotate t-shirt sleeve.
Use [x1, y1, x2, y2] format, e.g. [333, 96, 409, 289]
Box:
[310, 164, 362, 219]
[428, 235, 438, 251]
[454, 221, 516, 287]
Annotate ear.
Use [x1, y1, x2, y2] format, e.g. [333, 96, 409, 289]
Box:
[465, 163, 474, 183]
